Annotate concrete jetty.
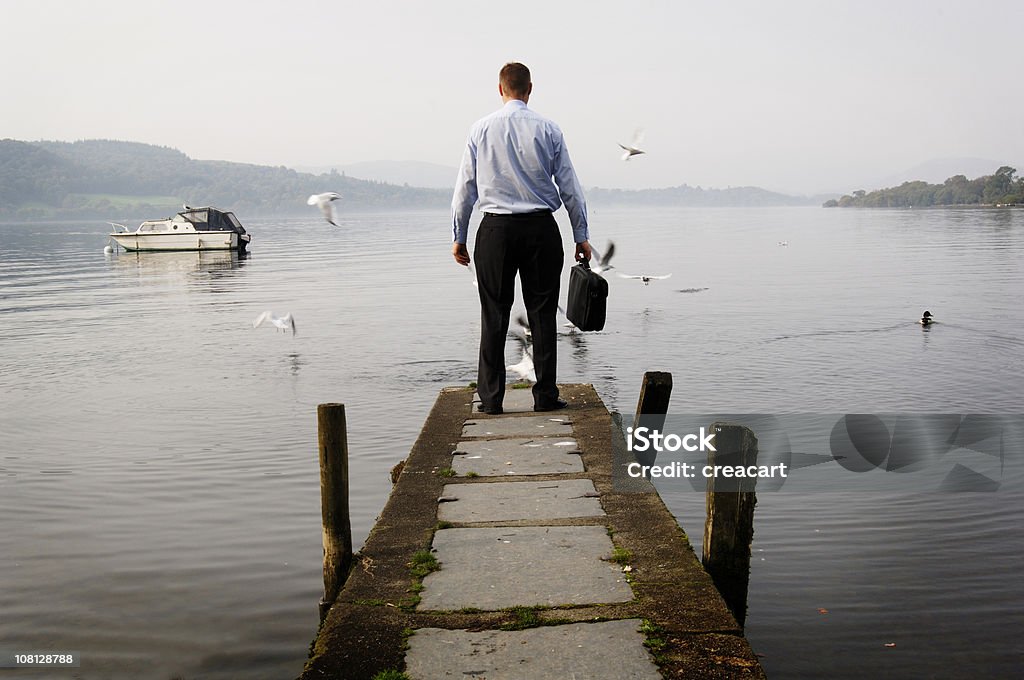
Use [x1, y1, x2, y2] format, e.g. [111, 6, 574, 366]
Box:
[301, 384, 765, 679]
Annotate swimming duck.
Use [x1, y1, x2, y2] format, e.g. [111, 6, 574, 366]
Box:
[919, 310, 934, 326]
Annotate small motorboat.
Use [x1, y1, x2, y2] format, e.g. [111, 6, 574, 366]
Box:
[109, 206, 250, 252]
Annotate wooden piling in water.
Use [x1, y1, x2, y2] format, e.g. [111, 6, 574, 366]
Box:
[632, 371, 673, 431]
[631, 371, 673, 470]
[702, 422, 758, 627]
[318, 402, 353, 621]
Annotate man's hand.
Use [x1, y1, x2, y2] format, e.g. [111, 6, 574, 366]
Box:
[452, 242, 471, 266]
[575, 240, 592, 263]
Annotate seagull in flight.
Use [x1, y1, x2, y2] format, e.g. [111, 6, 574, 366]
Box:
[619, 273, 672, 286]
[506, 334, 536, 383]
[590, 240, 616, 274]
[253, 311, 297, 335]
[307, 192, 342, 226]
[618, 129, 645, 161]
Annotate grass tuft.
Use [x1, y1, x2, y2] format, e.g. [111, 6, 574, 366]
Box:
[609, 547, 633, 565]
[501, 606, 543, 630]
[372, 671, 410, 680]
[641, 619, 670, 663]
[408, 549, 440, 578]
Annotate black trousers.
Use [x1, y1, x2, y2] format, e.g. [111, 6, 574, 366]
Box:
[474, 211, 563, 409]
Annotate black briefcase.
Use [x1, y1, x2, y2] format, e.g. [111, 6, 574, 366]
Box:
[566, 260, 608, 331]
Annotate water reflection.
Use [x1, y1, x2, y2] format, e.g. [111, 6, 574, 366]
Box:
[565, 329, 588, 359]
[920, 323, 932, 348]
[108, 249, 248, 279]
[287, 351, 303, 376]
[988, 208, 1017, 230]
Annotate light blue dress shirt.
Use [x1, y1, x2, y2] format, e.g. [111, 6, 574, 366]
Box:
[451, 100, 589, 245]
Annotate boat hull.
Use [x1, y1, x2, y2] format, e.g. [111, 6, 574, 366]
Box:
[110, 232, 248, 252]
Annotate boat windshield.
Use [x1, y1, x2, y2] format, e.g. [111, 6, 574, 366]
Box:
[181, 209, 210, 226]
[178, 208, 244, 233]
[224, 212, 246, 233]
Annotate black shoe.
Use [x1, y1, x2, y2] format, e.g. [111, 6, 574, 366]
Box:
[477, 403, 503, 415]
[534, 399, 568, 412]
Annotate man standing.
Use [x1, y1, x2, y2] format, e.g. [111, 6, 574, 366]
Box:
[451, 62, 592, 415]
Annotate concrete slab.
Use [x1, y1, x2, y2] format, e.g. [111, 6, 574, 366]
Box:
[462, 414, 573, 439]
[452, 437, 583, 476]
[472, 389, 537, 413]
[404, 619, 662, 680]
[419, 526, 633, 611]
[437, 479, 603, 523]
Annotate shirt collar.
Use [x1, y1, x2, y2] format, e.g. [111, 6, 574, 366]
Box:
[503, 99, 528, 111]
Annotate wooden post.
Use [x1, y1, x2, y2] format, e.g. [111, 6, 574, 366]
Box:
[631, 372, 673, 469]
[632, 371, 673, 431]
[318, 403, 352, 621]
[702, 422, 757, 627]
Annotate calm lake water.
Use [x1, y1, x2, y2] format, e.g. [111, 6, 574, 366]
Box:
[1, 207, 1022, 679]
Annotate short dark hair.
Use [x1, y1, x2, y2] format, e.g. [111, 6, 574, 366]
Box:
[499, 62, 531, 97]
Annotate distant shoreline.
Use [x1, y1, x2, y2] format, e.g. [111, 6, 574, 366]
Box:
[6, 203, 1024, 226]
[824, 203, 1021, 209]
[823, 167, 1022, 208]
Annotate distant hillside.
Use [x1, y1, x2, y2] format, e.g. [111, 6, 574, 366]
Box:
[824, 167, 1023, 208]
[0, 139, 448, 220]
[296, 160, 460, 189]
[588, 184, 820, 207]
[1, 137, 829, 220]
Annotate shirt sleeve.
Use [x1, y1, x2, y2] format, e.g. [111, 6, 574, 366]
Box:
[451, 135, 478, 244]
[551, 129, 590, 243]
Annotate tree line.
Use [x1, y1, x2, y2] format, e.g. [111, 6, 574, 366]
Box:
[824, 167, 1023, 208]
[0, 139, 449, 220]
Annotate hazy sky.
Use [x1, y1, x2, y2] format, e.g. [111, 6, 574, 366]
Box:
[3, 0, 1022, 194]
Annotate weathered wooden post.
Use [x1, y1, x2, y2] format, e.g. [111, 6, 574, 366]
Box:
[702, 422, 757, 627]
[631, 372, 673, 470]
[632, 371, 673, 431]
[318, 403, 352, 622]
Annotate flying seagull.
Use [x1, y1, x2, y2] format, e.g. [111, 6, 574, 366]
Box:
[506, 334, 536, 383]
[619, 273, 672, 286]
[590, 240, 616, 274]
[618, 129, 645, 161]
[307, 192, 342, 226]
[253, 311, 297, 335]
